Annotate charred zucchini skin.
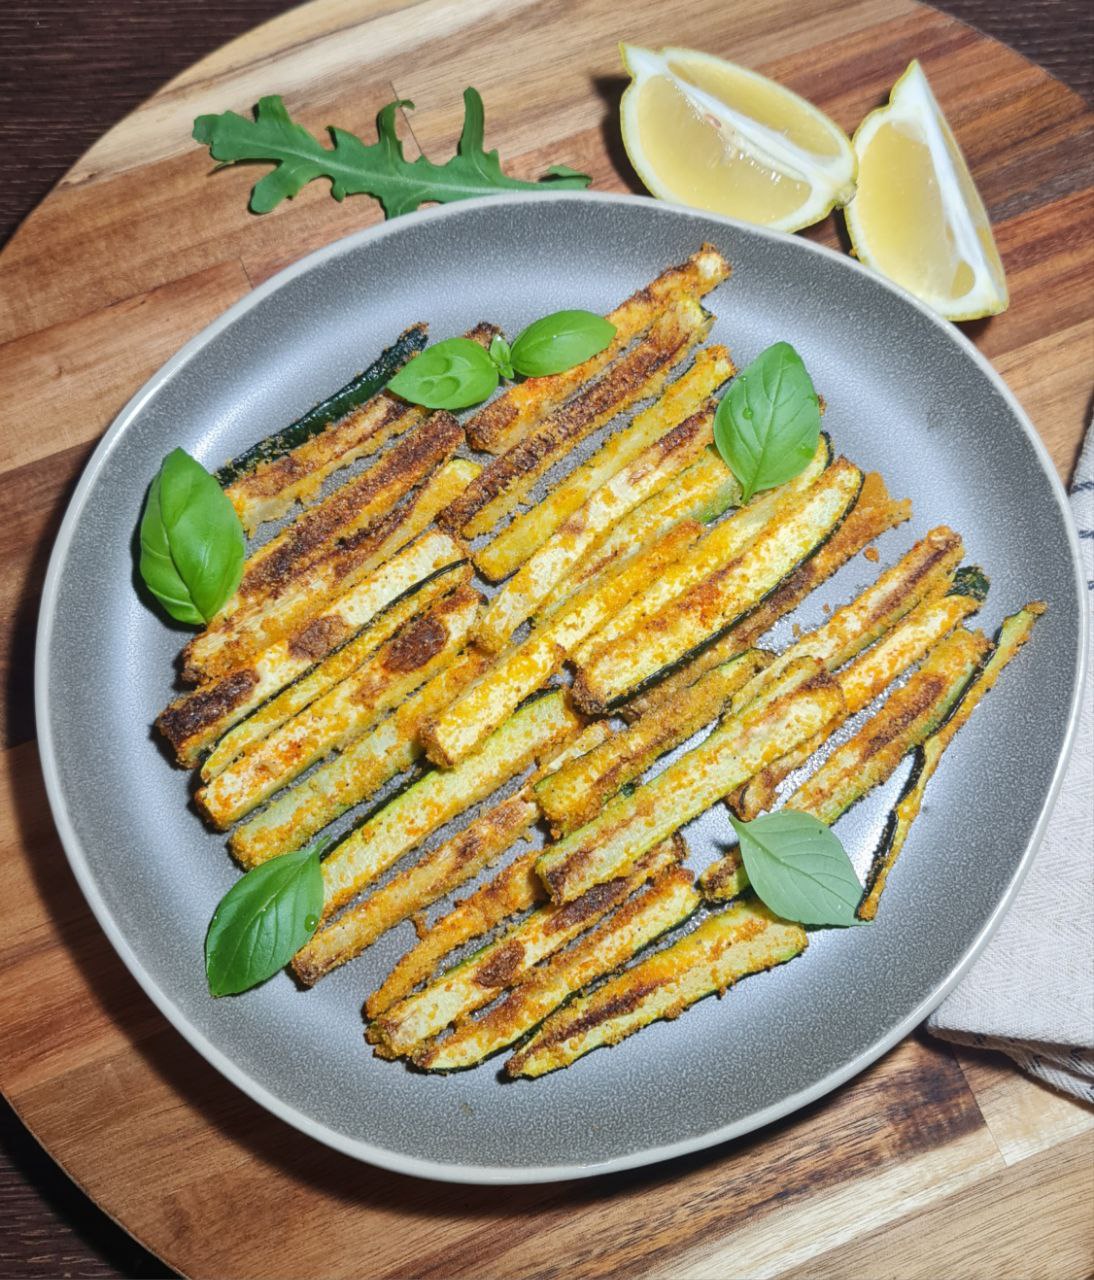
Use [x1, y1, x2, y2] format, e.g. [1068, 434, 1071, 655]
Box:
[214, 324, 427, 485]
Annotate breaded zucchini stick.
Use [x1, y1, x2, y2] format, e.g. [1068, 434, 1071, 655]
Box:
[465, 245, 731, 453]
[537, 658, 844, 904]
[415, 867, 700, 1071]
[618, 470, 911, 722]
[320, 690, 581, 919]
[229, 646, 490, 868]
[196, 582, 480, 829]
[475, 346, 735, 582]
[421, 518, 702, 767]
[369, 837, 685, 1058]
[573, 458, 864, 713]
[440, 299, 712, 538]
[507, 899, 806, 1078]
[700, 627, 990, 900]
[859, 603, 1044, 920]
[535, 649, 771, 836]
[157, 529, 466, 766]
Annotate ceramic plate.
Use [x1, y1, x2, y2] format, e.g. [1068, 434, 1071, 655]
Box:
[35, 193, 1085, 1184]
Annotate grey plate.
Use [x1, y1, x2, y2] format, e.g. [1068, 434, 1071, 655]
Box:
[35, 192, 1085, 1185]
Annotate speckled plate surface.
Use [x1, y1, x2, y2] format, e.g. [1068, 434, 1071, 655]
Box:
[35, 192, 1085, 1184]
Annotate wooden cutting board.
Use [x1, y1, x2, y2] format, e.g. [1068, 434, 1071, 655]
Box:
[1, 0, 1091, 1275]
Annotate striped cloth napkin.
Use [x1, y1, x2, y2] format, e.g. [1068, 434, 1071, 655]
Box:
[927, 425, 1094, 1102]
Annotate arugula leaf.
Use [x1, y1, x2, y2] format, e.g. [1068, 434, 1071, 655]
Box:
[194, 88, 592, 217]
[509, 309, 617, 377]
[205, 839, 330, 996]
[713, 341, 821, 503]
[730, 810, 863, 927]
[387, 337, 500, 410]
[139, 448, 245, 626]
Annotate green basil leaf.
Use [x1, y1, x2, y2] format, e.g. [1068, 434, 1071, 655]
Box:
[509, 309, 616, 378]
[488, 333, 514, 380]
[730, 810, 862, 927]
[205, 839, 329, 996]
[138, 448, 246, 626]
[713, 341, 821, 503]
[386, 337, 500, 409]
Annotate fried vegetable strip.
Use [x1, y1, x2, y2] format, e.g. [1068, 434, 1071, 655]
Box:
[573, 459, 864, 713]
[229, 646, 490, 867]
[369, 837, 684, 1057]
[572, 438, 830, 666]
[700, 628, 990, 900]
[440, 299, 712, 538]
[196, 583, 481, 829]
[536, 448, 741, 619]
[538, 659, 844, 904]
[507, 899, 806, 1078]
[157, 530, 466, 766]
[731, 587, 984, 820]
[619, 470, 910, 722]
[415, 867, 700, 1071]
[200, 562, 468, 782]
[475, 346, 735, 582]
[366, 848, 545, 1019]
[320, 690, 581, 918]
[535, 649, 771, 836]
[476, 405, 718, 653]
[465, 245, 731, 453]
[421, 519, 702, 767]
[185, 459, 479, 682]
[859, 604, 1044, 920]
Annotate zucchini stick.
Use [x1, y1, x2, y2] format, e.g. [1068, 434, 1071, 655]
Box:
[293, 722, 611, 985]
[415, 867, 700, 1071]
[465, 245, 731, 453]
[476, 405, 717, 652]
[229, 646, 490, 867]
[475, 346, 735, 582]
[700, 627, 990, 900]
[440, 299, 712, 538]
[537, 659, 844, 904]
[157, 529, 467, 766]
[370, 837, 685, 1057]
[619, 470, 911, 723]
[535, 649, 771, 836]
[573, 458, 864, 713]
[320, 690, 581, 918]
[200, 562, 469, 782]
[421, 518, 702, 767]
[859, 603, 1044, 920]
[732, 587, 983, 820]
[573, 437, 830, 666]
[507, 899, 806, 1078]
[196, 583, 480, 829]
[185, 458, 478, 682]
[217, 323, 428, 510]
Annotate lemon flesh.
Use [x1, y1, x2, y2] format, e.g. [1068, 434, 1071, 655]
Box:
[620, 45, 856, 233]
[845, 60, 1007, 320]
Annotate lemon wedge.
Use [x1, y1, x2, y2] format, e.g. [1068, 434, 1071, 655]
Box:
[844, 60, 1008, 320]
[619, 44, 857, 232]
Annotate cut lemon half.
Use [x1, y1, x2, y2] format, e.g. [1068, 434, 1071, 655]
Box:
[844, 60, 1008, 320]
[619, 44, 857, 233]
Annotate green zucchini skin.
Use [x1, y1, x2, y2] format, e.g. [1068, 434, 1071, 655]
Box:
[214, 323, 428, 486]
[948, 565, 990, 603]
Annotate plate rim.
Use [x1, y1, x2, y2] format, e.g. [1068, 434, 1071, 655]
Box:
[33, 189, 1089, 1186]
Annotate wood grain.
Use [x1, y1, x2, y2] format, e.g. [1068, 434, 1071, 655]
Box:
[0, 0, 1091, 1276]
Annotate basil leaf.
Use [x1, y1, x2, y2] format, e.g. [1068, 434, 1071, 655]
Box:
[730, 810, 862, 927]
[205, 840, 328, 996]
[713, 342, 821, 503]
[509, 309, 616, 378]
[139, 448, 245, 626]
[488, 333, 514, 380]
[387, 337, 499, 409]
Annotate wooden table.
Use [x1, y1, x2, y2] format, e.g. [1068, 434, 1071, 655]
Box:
[1, 1, 1092, 1275]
